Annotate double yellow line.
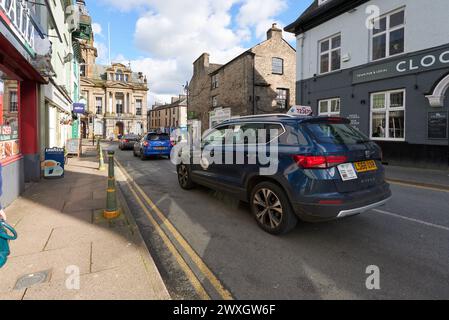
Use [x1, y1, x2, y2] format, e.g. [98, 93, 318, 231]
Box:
[115, 159, 233, 300]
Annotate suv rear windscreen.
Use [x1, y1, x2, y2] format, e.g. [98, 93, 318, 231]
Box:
[304, 123, 370, 145]
[148, 134, 170, 141]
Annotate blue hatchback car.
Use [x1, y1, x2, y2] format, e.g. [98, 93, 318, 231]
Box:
[176, 114, 392, 235]
[134, 132, 173, 160]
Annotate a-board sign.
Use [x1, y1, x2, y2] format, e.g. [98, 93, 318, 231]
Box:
[66, 139, 81, 156]
[43, 148, 64, 179]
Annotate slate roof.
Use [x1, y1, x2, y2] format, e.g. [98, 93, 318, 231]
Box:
[285, 0, 370, 35]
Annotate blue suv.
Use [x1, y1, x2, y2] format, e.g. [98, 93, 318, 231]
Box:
[176, 115, 391, 235]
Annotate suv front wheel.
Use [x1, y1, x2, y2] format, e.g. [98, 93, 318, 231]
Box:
[177, 164, 196, 190]
[250, 182, 297, 235]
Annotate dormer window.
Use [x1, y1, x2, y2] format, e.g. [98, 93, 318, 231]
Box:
[115, 70, 124, 82]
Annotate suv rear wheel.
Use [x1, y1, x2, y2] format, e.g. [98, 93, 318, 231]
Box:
[250, 182, 297, 235]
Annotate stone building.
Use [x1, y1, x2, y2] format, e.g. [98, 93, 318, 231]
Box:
[148, 95, 188, 132]
[78, 8, 148, 139]
[189, 24, 296, 130]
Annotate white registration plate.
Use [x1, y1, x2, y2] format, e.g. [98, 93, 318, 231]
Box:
[338, 163, 358, 181]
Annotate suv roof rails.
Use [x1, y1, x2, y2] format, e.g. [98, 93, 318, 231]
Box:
[221, 114, 296, 123]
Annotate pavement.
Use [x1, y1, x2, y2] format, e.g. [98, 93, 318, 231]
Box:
[0, 143, 170, 300]
[112, 142, 449, 300]
[385, 164, 449, 190]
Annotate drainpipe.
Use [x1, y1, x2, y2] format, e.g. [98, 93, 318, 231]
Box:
[252, 54, 256, 115]
[297, 33, 305, 105]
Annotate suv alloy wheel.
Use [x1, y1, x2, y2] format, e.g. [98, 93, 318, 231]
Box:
[177, 164, 196, 190]
[250, 182, 297, 235]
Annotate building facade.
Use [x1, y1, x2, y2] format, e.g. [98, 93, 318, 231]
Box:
[148, 95, 188, 133]
[286, 0, 449, 168]
[42, 0, 80, 151]
[77, 7, 148, 139]
[189, 24, 296, 131]
[1, 0, 52, 207]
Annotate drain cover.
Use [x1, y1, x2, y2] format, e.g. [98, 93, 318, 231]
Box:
[14, 270, 51, 290]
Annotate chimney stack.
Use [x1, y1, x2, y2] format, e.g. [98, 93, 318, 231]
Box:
[267, 23, 282, 40]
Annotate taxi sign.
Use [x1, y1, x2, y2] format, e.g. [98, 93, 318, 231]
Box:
[288, 105, 313, 117]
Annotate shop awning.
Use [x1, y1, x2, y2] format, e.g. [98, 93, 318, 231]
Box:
[0, 33, 47, 84]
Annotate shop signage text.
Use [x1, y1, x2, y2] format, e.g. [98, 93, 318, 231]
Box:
[0, 0, 36, 55]
[73, 103, 85, 114]
[353, 46, 449, 84]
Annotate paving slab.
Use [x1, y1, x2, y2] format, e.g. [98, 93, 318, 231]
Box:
[0, 147, 170, 300]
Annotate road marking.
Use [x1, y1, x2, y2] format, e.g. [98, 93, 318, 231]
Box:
[374, 209, 449, 232]
[387, 180, 449, 193]
[115, 159, 233, 300]
[123, 179, 210, 300]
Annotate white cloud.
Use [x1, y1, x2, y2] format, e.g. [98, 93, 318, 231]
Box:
[97, 0, 292, 103]
[92, 22, 103, 37]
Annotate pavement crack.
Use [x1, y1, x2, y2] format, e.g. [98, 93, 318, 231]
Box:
[42, 228, 55, 251]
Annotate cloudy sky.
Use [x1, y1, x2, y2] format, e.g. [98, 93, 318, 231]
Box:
[88, 0, 313, 105]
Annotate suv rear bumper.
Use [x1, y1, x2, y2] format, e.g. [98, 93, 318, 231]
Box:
[291, 184, 392, 222]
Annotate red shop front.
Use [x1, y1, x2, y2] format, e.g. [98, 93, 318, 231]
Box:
[0, 10, 47, 208]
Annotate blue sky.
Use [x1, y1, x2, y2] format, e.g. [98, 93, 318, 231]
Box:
[86, 0, 313, 103]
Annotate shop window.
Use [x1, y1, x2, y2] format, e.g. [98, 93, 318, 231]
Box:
[370, 89, 405, 140]
[319, 34, 341, 74]
[371, 9, 405, 61]
[318, 98, 341, 116]
[275, 88, 289, 109]
[0, 77, 20, 162]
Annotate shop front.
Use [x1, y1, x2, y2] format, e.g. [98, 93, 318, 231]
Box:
[44, 80, 73, 148]
[298, 44, 449, 168]
[0, 2, 48, 207]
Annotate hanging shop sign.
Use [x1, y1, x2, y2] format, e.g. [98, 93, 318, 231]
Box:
[73, 103, 85, 114]
[43, 148, 65, 179]
[353, 45, 449, 84]
[0, 0, 38, 57]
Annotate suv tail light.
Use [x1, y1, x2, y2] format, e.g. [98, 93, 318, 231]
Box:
[123, 139, 129, 143]
[143, 141, 149, 147]
[293, 155, 348, 169]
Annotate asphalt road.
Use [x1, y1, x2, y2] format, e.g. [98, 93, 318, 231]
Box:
[112, 143, 449, 300]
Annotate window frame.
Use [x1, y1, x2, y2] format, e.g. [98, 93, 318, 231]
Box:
[318, 33, 341, 75]
[211, 74, 219, 89]
[369, 89, 406, 142]
[370, 8, 406, 62]
[135, 99, 143, 116]
[318, 97, 341, 116]
[272, 57, 284, 75]
[9, 91, 18, 112]
[275, 88, 289, 110]
[212, 96, 218, 108]
[95, 97, 103, 115]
